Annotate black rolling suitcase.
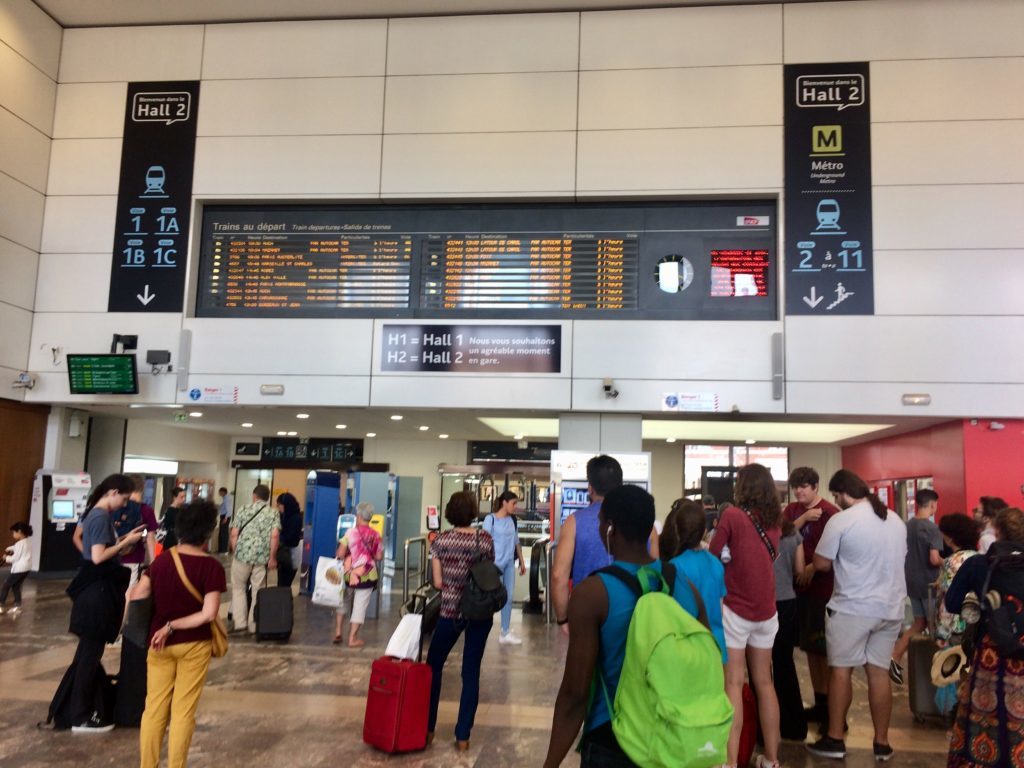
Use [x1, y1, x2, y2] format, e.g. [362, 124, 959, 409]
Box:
[113, 638, 148, 727]
[254, 586, 293, 642]
[908, 634, 941, 721]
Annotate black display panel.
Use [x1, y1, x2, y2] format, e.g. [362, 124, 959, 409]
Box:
[67, 354, 140, 395]
[196, 202, 777, 320]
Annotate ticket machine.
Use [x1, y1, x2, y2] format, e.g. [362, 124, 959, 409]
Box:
[30, 470, 91, 575]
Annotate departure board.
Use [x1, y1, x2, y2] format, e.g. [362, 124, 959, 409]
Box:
[196, 203, 777, 320]
[67, 354, 139, 395]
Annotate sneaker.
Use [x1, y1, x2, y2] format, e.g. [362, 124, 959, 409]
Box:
[0, 605, 5, 615]
[9, 605, 21, 615]
[807, 735, 846, 759]
[71, 713, 114, 733]
[498, 631, 523, 645]
[873, 742, 894, 762]
[754, 756, 780, 768]
[888, 658, 905, 686]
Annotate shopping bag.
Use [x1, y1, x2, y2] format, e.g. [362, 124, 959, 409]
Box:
[311, 556, 346, 609]
[385, 614, 422, 661]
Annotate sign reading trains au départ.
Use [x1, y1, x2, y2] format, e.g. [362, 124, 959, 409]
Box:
[784, 63, 874, 316]
[108, 81, 199, 312]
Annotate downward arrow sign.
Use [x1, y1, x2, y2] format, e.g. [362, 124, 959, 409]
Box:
[803, 286, 823, 309]
[137, 285, 156, 306]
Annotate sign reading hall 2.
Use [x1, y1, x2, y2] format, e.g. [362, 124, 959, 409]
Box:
[784, 63, 873, 316]
[108, 81, 200, 312]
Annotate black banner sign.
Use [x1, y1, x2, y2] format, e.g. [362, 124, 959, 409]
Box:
[381, 324, 561, 373]
[108, 81, 199, 312]
[784, 63, 873, 315]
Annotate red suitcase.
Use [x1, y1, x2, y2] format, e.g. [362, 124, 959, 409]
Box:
[737, 683, 759, 768]
[363, 656, 432, 753]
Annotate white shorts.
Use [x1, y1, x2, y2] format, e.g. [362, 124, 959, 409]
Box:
[336, 585, 374, 624]
[723, 604, 779, 650]
[825, 610, 901, 669]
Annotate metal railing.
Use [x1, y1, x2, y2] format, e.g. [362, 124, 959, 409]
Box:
[546, 539, 557, 624]
[402, 535, 429, 605]
[523, 536, 550, 615]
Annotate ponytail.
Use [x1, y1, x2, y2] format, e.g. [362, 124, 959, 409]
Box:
[85, 473, 134, 511]
[828, 469, 888, 520]
[867, 493, 888, 521]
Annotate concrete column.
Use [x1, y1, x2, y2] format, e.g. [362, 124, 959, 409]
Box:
[558, 412, 642, 453]
[85, 416, 127, 481]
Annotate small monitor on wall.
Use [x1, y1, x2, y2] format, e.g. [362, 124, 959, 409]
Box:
[51, 499, 76, 521]
[67, 353, 139, 395]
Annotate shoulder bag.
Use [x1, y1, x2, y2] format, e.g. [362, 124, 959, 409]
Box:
[169, 547, 229, 657]
[742, 507, 778, 562]
[460, 529, 508, 621]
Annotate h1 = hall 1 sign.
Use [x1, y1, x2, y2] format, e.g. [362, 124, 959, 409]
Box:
[380, 324, 562, 373]
[784, 63, 874, 316]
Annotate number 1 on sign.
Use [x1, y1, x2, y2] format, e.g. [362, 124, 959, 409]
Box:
[838, 249, 862, 270]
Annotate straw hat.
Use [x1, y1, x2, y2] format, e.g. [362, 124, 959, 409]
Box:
[931, 645, 969, 687]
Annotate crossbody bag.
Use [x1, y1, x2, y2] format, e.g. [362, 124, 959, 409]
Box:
[741, 507, 778, 562]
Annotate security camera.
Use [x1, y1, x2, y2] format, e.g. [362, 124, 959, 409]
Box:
[11, 372, 35, 390]
[602, 378, 619, 399]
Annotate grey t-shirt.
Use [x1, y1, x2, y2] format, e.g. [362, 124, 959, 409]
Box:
[774, 532, 800, 602]
[80, 508, 117, 563]
[905, 517, 942, 600]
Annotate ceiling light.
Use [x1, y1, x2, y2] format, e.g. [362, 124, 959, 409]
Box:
[666, 437, 677, 443]
[240, 422, 253, 428]
[335, 424, 346, 430]
[287, 431, 298, 437]
[419, 425, 429, 431]
[390, 414, 403, 421]
[123, 457, 179, 475]
[745, 438, 756, 445]
[276, 431, 287, 436]
[296, 413, 310, 419]
[513, 433, 524, 440]
[366, 432, 376, 438]
[188, 412, 202, 418]
[439, 434, 449, 439]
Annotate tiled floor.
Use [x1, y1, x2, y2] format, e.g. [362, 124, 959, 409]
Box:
[0, 573, 951, 767]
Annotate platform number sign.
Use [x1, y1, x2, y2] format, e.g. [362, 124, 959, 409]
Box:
[108, 82, 200, 312]
[784, 63, 874, 315]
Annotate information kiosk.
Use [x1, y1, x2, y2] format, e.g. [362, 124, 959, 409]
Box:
[30, 471, 91, 575]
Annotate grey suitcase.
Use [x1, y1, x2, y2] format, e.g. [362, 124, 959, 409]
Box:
[908, 634, 940, 721]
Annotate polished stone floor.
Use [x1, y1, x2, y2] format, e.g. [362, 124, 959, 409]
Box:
[0, 571, 951, 767]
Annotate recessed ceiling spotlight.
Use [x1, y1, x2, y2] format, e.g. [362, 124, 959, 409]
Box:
[287, 431, 298, 437]
[419, 425, 429, 431]
[666, 437, 677, 443]
[296, 413, 310, 419]
[276, 431, 287, 436]
[745, 438, 756, 445]
[390, 414, 403, 421]
[335, 424, 346, 430]
[439, 434, 449, 439]
[188, 412, 202, 418]
[513, 433, 524, 440]
[366, 432, 376, 438]
[241, 422, 253, 428]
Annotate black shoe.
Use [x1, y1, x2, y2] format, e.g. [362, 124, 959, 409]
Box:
[807, 735, 846, 759]
[71, 713, 114, 733]
[873, 742, 894, 762]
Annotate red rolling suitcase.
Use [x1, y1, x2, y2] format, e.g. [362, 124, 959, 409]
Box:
[737, 683, 759, 768]
[363, 656, 432, 753]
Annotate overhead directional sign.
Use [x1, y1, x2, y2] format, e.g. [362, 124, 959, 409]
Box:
[784, 63, 874, 315]
[108, 81, 199, 312]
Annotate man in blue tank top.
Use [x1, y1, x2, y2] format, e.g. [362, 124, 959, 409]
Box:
[544, 485, 667, 767]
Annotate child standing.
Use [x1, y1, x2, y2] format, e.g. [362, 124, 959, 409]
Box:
[1, 522, 33, 614]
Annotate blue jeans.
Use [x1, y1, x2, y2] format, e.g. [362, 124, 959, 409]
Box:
[499, 560, 516, 634]
[426, 616, 492, 741]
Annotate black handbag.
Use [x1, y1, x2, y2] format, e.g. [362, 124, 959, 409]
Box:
[460, 530, 507, 621]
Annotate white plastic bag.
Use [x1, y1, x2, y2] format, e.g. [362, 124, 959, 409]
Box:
[385, 613, 422, 661]
[311, 556, 346, 609]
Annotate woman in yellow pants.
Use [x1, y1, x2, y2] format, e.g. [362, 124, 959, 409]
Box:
[132, 500, 226, 767]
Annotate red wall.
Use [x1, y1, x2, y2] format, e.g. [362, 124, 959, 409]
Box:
[962, 419, 1024, 511]
[842, 420, 967, 515]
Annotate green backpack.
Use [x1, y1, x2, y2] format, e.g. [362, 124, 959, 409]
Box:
[597, 563, 733, 768]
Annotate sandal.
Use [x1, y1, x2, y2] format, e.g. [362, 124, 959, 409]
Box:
[332, 635, 342, 644]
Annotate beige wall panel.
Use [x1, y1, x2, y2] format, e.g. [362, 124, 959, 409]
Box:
[371, 375, 572, 410]
[387, 13, 579, 75]
[572, 378, 783, 414]
[192, 135, 382, 196]
[873, 185, 1024, 251]
[0, 174, 44, 251]
[577, 127, 782, 193]
[40, 195, 116, 254]
[580, 5, 781, 70]
[25, 369, 179, 405]
[46, 139, 122, 196]
[874, 250, 1024, 316]
[873, 121, 1024, 186]
[786, 381, 1024, 420]
[59, 26, 204, 83]
[0, 0, 62, 79]
[198, 78, 385, 136]
[202, 20, 386, 79]
[785, 0, 1024, 63]
[34, 253, 110, 313]
[579, 66, 781, 131]
[0, 302, 32, 370]
[384, 72, 577, 134]
[28, 312, 183, 372]
[52, 83, 127, 139]
[873, 59, 1024, 123]
[0, 238, 37, 311]
[0, 42, 56, 134]
[0, 107, 50, 192]
[380, 132, 576, 196]
[179, 374, 372, 407]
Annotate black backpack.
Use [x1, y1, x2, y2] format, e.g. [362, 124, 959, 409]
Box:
[460, 529, 507, 621]
[980, 544, 1024, 658]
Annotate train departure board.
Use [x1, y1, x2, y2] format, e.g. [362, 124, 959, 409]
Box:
[196, 203, 777, 321]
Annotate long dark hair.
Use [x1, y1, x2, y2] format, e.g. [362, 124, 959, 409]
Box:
[276, 492, 301, 519]
[660, 499, 705, 560]
[828, 469, 887, 520]
[493, 490, 518, 513]
[734, 463, 782, 528]
[85, 473, 134, 513]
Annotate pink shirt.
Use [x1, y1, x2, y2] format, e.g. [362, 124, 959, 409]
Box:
[709, 506, 781, 622]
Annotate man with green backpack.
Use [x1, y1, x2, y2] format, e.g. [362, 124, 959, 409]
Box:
[543, 485, 734, 768]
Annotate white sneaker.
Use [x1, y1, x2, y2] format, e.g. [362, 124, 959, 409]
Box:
[9, 605, 21, 615]
[498, 631, 523, 645]
[0, 605, 5, 614]
[755, 756, 781, 768]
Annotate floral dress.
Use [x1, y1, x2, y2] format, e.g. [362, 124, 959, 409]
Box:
[936, 549, 977, 647]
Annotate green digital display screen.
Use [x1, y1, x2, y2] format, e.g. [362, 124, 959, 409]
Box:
[67, 354, 139, 395]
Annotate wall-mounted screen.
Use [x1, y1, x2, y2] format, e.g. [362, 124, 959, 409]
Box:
[50, 499, 76, 521]
[196, 202, 777, 321]
[67, 354, 139, 395]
